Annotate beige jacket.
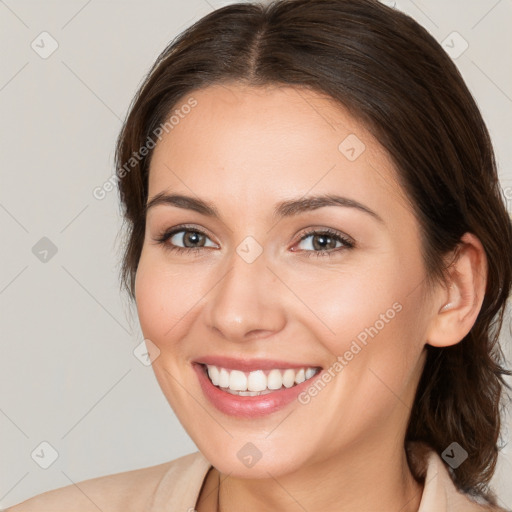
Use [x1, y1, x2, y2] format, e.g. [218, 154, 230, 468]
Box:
[5, 444, 506, 511]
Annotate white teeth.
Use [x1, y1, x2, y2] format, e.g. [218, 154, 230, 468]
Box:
[238, 390, 258, 396]
[282, 369, 296, 388]
[305, 368, 316, 379]
[267, 369, 283, 390]
[218, 368, 230, 388]
[247, 370, 267, 392]
[207, 365, 219, 386]
[204, 364, 320, 394]
[229, 370, 247, 391]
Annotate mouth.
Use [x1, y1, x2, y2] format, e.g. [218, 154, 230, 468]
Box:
[201, 363, 321, 396]
[192, 358, 323, 417]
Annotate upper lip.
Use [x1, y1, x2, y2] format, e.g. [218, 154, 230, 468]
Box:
[193, 355, 322, 372]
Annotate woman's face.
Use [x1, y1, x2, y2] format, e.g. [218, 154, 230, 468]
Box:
[135, 83, 435, 477]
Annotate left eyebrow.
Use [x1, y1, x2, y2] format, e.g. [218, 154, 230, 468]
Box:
[273, 194, 384, 224]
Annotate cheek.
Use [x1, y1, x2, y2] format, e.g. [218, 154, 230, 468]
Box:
[135, 268, 167, 343]
[318, 246, 426, 347]
[134, 254, 202, 414]
[134, 250, 218, 355]
[293, 253, 427, 391]
[289, 258, 407, 347]
[134, 253, 188, 347]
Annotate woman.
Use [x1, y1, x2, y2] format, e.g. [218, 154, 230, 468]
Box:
[8, 0, 511, 510]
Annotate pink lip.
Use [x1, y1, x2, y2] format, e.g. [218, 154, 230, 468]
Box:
[193, 362, 322, 418]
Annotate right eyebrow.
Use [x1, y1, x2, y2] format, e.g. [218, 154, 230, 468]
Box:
[145, 193, 220, 218]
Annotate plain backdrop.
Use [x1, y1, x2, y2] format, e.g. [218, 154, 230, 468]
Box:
[1, 0, 511, 509]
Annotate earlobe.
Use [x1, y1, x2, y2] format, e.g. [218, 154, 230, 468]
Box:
[426, 233, 487, 348]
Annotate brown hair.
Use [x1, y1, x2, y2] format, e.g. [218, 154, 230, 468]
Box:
[115, 0, 512, 505]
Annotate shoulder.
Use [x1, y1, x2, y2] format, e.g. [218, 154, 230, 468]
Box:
[4, 452, 206, 512]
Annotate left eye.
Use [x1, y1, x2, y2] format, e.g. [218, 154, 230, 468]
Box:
[295, 230, 353, 252]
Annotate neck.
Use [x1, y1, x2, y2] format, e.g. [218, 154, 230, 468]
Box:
[208, 438, 423, 512]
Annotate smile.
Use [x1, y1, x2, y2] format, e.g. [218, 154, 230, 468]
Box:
[193, 358, 324, 417]
[205, 365, 321, 396]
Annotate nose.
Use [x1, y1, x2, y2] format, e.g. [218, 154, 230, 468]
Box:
[203, 247, 287, 343]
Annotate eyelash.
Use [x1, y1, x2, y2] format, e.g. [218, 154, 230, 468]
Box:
[154, 225, 355, 258]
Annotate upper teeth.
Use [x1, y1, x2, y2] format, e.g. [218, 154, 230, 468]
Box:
[206, 365, 319, 392]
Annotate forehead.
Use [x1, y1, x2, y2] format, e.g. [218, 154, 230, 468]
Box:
[147, 83, 410, 218]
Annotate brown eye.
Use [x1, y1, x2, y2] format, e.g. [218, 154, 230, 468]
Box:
[310, 233, 339, 251]
[163, 228, 217, 252]
[174, 230, 208, 248]
[154, 225, 218, 255]
[295, 229, 354, 255]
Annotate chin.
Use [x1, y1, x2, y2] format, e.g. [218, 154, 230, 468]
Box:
[195, 436, 313, 479]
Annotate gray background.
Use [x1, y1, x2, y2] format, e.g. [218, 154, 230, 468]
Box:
[1, 0, 511, 509]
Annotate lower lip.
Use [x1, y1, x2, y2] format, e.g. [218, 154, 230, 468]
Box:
[193, 363, 320, 418]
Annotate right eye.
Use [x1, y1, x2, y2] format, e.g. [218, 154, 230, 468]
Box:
[155, 225, 218, 255]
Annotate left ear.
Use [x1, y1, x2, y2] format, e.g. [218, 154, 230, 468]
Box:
[425, 232, 487, 348]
